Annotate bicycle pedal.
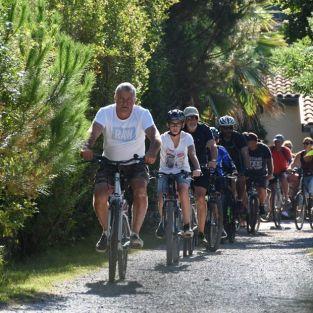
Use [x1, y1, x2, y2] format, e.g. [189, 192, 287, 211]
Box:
[122, 240, 130, 249]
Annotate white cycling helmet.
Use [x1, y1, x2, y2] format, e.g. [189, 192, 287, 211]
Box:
[218, 115, 236, 127]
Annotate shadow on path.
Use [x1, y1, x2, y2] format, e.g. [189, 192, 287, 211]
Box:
[85, 280, 149, 298]
[223, 236, 313, 251]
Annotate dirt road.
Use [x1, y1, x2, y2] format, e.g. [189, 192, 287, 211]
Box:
[5, 221, 313, 313]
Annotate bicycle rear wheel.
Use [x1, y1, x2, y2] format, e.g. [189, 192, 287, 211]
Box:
[108, 205, 119, 283]
[205, 199, 223, 252]
[294, 192, 305, 230]
[118, 212, 130, 280]
[165, 201, 175, 265]
[247, 196, 259, 234]
[272, 190, 282, 228]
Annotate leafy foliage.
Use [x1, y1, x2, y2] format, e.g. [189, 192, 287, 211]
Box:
[48, 0, 178, 107]
[144, 0, 283, 129]
[274, 0, 313, 43]
[271, 36, 313, 96]
[0, 0, 94, 245]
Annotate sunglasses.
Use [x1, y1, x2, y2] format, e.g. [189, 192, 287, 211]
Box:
[169, 122, 183, 128]
[303, 142, 313, 145]
[221, 126, 233, 130]
[186, 116, 198, 121]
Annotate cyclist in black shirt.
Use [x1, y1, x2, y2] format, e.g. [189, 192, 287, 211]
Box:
[184, 106, 218, 244]
[246, 132, 274, 215]
[218, 116, 250, 215]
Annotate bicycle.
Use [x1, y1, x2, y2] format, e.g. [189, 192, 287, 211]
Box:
[246, 178, 260, 234]
[183, 189, 198, 257]
[92, 154, 143, 282]
[291, 168, 313, 230]
[157, 171, 191, 265]
[203, 168, 223, 252]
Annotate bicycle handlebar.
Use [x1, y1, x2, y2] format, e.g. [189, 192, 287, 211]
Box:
[153, 170, 192, 179]
[90, 154, 145, 166]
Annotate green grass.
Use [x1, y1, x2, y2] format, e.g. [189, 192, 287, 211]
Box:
[309, 248, 313, 257]
[0, 232, 156, 305]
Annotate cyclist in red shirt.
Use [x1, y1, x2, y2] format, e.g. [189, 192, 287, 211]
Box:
[270, 134, 292, 204]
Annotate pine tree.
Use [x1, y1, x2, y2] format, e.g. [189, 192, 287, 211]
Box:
[0, 0, 94, 243]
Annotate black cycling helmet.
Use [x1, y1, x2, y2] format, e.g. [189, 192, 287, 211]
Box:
[167, 109, 185, 123]
[210, 127, 219, 140]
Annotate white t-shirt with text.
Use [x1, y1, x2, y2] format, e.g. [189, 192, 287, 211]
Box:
[94, 104, 154, 161]
[159, 131, 194, 174]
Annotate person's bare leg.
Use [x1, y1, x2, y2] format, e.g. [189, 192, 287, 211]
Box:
[237, 175, 247, 202]
[280, 174, 289, 199]
[194, 186, 207, 233]
[130, 178, 148, 235]
[93, 183, 112, 230]
[257, 187, 266, 205]
[178, 184, 190, 225]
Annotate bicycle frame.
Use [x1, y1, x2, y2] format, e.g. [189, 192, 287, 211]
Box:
[107, 172, 131, 251]
[160, 173, 181, 233]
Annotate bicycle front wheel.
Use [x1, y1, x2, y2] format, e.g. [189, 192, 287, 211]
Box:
[247, 196, 259, 234]
[118, 212, 130, 280]
[183, 204, 197, 256]
[108, 205, 119, 283]
[308, 199, 313, 230]
[165, 201, 175, 265]
[205, 199, 223, 252]
[294, 192, 305, 230]
[272, 190, 282, 229]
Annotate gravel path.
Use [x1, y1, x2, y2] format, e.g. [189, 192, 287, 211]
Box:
[5, 221, 313, 313]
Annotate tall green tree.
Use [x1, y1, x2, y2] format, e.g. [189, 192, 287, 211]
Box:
[0, 0, 94, 244]
[144, 0, 283, 128]
[48, 0, 178, 108]
[274, 0, 313, 43]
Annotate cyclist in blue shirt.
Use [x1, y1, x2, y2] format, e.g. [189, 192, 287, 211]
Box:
[209, 127, 237, 177]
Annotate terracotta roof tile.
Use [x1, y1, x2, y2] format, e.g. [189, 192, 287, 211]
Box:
[300, 96, 313, 126]
[266, 75, 300, 98]
[266, 75, 313, 127]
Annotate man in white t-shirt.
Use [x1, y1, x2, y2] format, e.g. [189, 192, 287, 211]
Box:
[81, 82, 161, 251]
[156, 109, 201, 238]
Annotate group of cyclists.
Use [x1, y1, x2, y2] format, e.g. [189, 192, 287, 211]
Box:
[80, 82, 313, 252]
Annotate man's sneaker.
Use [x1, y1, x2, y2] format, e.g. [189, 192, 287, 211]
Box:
[282, 196, 291, 205]
[96, 231, 108, 253]
[155, 221, 165, 239]
[179, 224, 194, 238]
[198, 232, 207, 246]
[130, 233, 144, 249]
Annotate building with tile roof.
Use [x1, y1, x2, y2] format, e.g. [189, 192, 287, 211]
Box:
[260, 75, 313, 151]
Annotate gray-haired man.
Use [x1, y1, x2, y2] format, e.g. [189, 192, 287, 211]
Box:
[81, 82, 161, 251]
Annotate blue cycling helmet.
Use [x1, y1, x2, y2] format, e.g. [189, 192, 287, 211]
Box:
[218, 115, 236, 127]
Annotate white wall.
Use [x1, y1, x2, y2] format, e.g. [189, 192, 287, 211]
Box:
[260, 105, 310, 152]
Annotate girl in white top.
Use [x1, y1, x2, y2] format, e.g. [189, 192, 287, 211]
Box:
[156, 110, 201, 238]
